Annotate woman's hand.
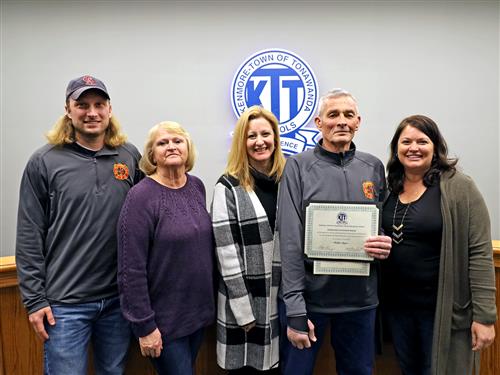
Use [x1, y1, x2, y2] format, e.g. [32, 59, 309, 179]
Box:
[364, 235, 392, 260]
[139, 328, 163, 358]
[242, 321, 256, 332]
[471, 321, 495, 351]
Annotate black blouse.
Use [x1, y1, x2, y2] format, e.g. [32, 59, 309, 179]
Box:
[381, 183, 442, 311]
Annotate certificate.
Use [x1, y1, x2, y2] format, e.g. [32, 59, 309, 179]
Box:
[313, 260, 370, 276]
[304, 202, 379, 262]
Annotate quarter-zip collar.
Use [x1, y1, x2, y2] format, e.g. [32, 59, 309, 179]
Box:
[95, 144, 119, 157]
[314, 139, 356, 166]
[65, 142, 119, 157]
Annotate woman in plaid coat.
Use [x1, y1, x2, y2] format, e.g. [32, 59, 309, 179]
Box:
[211, 106, 286, 373]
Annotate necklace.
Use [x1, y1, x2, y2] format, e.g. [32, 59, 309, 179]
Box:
[392, 197, 411, 244]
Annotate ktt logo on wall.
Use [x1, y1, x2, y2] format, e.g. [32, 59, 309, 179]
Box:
[231, 48, 319, 155]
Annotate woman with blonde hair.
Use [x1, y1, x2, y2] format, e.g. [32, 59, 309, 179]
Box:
[118, 121, 215, 375]
[211, 105, 286, 374]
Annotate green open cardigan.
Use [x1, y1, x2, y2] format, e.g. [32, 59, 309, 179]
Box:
[432, 170, 496, 375]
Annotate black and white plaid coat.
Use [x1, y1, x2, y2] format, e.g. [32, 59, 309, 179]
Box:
[211, 174, 281, 371]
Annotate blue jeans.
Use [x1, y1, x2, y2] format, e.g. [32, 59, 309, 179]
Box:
[281, 308, 376, 375]
[150, 327, 205, 375]
[386, 308, 434, 375]
[44, 296, 131, 375]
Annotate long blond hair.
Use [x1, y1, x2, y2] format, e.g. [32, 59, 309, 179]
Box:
[46, 106, 127, 147]
[225, 106, 286, 191]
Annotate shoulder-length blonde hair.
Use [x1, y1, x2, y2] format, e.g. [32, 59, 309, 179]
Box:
[46, 102, 127, 147]
[225, 105, 286, 191]
[139, 121, 196, 176]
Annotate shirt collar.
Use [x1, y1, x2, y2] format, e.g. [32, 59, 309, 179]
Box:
[314, 140, 356, 165]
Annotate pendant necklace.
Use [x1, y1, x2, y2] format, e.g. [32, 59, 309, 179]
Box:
[392, 197, 411, 244]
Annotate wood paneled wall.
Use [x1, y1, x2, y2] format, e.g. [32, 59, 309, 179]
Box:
[1, 243, 499, 375]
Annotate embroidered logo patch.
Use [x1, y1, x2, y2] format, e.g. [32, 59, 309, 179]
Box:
[82, 75, 96, 85]
[362, 181, 375, 200]
[113, 163, 129, 180]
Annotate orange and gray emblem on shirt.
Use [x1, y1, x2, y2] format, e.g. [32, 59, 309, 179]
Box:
[362, 181, 375, 200]
[113, 163, 129, 180]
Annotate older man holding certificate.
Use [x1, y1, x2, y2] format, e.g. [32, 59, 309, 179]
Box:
[277, 89, 392, 375]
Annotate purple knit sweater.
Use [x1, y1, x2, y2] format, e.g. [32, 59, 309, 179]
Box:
[117, 174, 215, 341]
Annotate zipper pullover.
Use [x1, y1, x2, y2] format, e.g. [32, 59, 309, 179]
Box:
[277, 141, 386, 331]
[16, 142, 143, 313]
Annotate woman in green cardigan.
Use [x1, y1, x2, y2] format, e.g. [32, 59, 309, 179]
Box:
[382, 114, 496, 375]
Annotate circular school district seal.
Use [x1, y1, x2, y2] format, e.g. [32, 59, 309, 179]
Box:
[231, 48, 319, 155]
[337, 212, 348, 224]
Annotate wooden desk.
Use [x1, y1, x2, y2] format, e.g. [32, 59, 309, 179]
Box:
[1, 243, 499, 374]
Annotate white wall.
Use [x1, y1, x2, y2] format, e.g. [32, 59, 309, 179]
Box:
[1, 0, 499, 256]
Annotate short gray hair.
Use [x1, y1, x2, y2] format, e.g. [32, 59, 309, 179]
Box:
[316, 88, 359, 116]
